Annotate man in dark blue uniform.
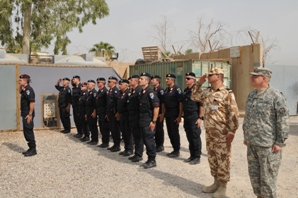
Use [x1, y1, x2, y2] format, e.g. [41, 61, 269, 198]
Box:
[78, 82, 90, 142]
[86, 80, 98, 145]
[151, 75, 165, 152]
[96, 77, 110, 148]
[55, 77, 72, 133]
[106, 76, 121, 152]
[127, 75, 144, 162]
[164, 74, 183, 158]
[182, 72, 203, 165]
[116, 79, 133, 156]
[139, 73, 160, 169]
[71, 75, 82, 138]
[19, 74, 37, 157]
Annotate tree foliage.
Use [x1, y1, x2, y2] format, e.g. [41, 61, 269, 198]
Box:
[0, 0, 109, 54]
[89, 41, 115, 60]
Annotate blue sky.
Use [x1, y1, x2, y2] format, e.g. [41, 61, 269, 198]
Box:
[47, 0, 298, 65]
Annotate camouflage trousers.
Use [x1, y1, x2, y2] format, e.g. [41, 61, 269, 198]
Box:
[247, 144, 282, 198]
[206, 140, 231, 182]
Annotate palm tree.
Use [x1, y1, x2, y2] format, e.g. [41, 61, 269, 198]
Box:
[89, 41, 115, 60]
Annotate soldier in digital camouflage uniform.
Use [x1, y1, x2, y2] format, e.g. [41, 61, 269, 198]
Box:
[243, 67, 289, 198]
[191, 67, 239, 198]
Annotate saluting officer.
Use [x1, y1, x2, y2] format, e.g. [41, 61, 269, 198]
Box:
[85, 80, 98, 145]
[151, 75, 165, 152]
[96, 77, 110, 148]
[127, 75, 144, 162]
[19, 74, 37, 157]
[182, 72, 203, 165]
[71, 75, 82, 138]
[164, 74, 183, 157]
[78, 82, 90, 142]
[116, 79, 133, 156]
[139, 72, 160, 169]
[55, 77, 72, 133]
[106, 76, 121, 152]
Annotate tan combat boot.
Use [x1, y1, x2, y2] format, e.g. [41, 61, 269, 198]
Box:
[202, 177, 219, 193]
[212, 180, 227, 198]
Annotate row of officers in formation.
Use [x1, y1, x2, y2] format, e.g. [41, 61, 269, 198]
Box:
[19, 67, 289, 198]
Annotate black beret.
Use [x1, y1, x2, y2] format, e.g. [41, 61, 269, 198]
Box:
[96, 77, 106, 82]
[185, 72, 196, 77]
[20, 74, 30, 79]
[87, 79, 95, 83]
[166, 73, 176, 79]
[63, 77, 70, 81]
[119, 79, 129, 84]
[151, 75, 161, 79]
[108, 76, 118, 81]
[72, 75, 80, 79]
[82, 82, 88, 86]
[140, 72, 151, 78]
[130, 75, 140, 79]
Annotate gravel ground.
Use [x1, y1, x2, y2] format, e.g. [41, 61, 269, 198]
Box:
[0, 117, 298, 198]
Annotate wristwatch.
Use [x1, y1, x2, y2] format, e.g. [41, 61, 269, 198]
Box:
[151, 120, 156, 124]
[28, 114, 32, 117]
[198, 116, 204, 120]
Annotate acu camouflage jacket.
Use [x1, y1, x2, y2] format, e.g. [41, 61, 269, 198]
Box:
[243, 86, 289, 147]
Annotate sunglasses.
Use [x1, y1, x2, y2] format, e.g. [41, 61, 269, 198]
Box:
[208, 74, 217, 77]
[185, 78, 192, 80]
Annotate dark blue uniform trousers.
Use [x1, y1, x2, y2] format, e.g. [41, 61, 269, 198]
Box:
[22, 116, 36, 149]
[87, 114, 98, 142]
[120, 114, 133, 152]
[183, 114, 202, 158]
[108, 115, 121, 146]
[165, 115, 180, 151]
[98, 113, 110, 144]
[130, 118, 143, 157]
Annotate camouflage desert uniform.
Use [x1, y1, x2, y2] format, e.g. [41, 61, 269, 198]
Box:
[243, 86, 289, 198]
[191, 83, 239, 182]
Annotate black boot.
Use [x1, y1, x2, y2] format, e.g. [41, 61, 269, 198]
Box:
[24, 148, 37, 157]
[143, 157, 156, 169]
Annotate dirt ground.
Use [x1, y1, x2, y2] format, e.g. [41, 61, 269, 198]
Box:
[0, 117, 297, 198]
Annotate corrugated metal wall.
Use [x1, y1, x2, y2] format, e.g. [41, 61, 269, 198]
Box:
[129, 60, 231, 90]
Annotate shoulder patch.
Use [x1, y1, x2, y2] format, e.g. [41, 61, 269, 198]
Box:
[149, 92, 154, 99]
[160, 90, 164, 95]
[68, 89, 71, 93]
[177, 88, 181, 94]
[115, 90, 117, 93]
[93, 93, 96, 97]
[26, 90, 30, 95]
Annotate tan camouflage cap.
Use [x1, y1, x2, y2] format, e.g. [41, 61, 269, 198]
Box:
[208, 67, 224, 75]
[250, 67, 272, 78]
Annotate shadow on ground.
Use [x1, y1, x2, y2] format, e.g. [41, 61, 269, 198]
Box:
[2, 142, 26, 153]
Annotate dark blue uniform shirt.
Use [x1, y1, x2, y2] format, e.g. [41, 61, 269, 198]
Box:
[164, 84, 183, 117]
[55, 85, 71, 108]
[20, 85, 35, 117]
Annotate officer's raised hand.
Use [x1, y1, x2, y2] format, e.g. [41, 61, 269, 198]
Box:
[198, 74, 207, 84]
